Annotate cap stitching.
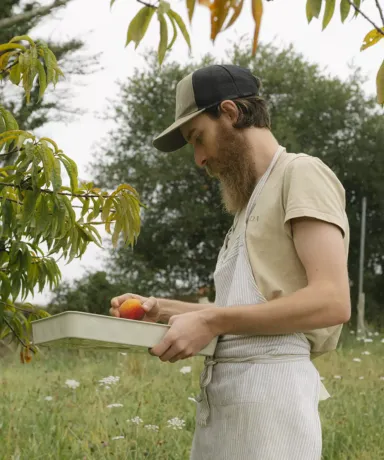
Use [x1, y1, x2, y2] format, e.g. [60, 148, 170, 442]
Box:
[217, 65, 241, 95]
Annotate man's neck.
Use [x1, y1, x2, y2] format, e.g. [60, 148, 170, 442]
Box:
[245, 128, 280, 181]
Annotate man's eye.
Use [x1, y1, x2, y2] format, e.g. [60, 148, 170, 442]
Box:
[195, 135, 202, 144]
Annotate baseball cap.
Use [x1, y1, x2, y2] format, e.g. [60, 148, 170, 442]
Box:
[152, 64, 261, 152]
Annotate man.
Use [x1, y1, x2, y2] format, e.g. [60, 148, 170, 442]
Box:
[110, 64, 351, 459]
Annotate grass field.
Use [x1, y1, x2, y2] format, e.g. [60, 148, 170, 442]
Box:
[1, 330, 383, 460]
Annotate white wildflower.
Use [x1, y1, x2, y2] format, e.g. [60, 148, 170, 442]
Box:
[350, 330, 355, 334]
[320, 377, 325, 381]
[107, 403, 123, 408]
[359, 376, 365, 380]
[361, 351, 371, 355]
[364, 338, 373, 343]
[128, 416, 143, 425]
[65, 379, 80, 389]
[334, 375, 342, 379]
[167, 417, 186, 430]
[368, 332, 373, 337]
[180, 366, 192, 374]
[120, 353, 127, 356]
[112, 436, 125, 440]
[44, 396, 53, 401]
[99, 376, 120, 386]
[374, 332, 379, 336]
[353, 358, 362, 362]
[105, 386, 111, 390]
[144, 424, 159, 432]
[381, 338, 384, 343]
[188, 396, 198, 403]
[380, 376, 384, 381]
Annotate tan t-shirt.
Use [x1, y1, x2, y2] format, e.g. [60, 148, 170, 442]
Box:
[225, 150, 350, 357]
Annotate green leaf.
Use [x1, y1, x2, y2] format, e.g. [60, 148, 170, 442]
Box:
[306, 0, 314, 23]
[187, 0, 196, 22]
[51, 156, 62, 193]
[0, 114, 5, 135]
[81, 197, 90, 219]
[36, 60, 47, 101]
[61, 195, 76, 228]
[112, 220, 122, 248]
[340, 0, 350, 22]
[322, 0, 335, 30]
[360, 28, 384, 51]
[0, 272, 12, 302]
[353, 0, 360, 17]
[168, 10, 191, 49]
[39, 142, 55, 188]
[0, 43, 26, 53]
[11, 275, 21, 300]
[22, 190, 40, 226]
[126, 6, 156, 49]
[10, 35, 35, 46]
[377, 60, 384, 105]
[9, 63, 21, 86]
[101, 197, 114, 225]
[1, 200, 14, 239]
[59, 153, 79, 193]
[0, 107, 19, 131]
[68, 227, 79, 263]
[158, 13, 169, 65]
[167, 12, 178, 50]
[309, 0, 322, 18]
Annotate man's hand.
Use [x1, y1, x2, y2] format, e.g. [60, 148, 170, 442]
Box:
[109, 293, 161, 323]
[150, 310, 218, 363]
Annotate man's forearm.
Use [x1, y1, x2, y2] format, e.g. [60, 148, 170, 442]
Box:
[203, 283, 351, 336]
[158, 298, 213, 323]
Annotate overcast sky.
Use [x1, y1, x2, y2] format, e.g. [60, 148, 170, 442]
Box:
[23, 0, 383, 306]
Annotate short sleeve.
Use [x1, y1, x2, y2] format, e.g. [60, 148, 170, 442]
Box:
[282, 156, 347, 238]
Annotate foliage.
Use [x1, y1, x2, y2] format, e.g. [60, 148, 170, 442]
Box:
[0, 36, 142, 360]
[116, 0, 384, 103]
[89, 44, 384, 325]
[47, 270, 126, 316]
[0, 0, 93, 133]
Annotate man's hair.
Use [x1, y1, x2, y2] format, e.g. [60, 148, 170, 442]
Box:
[204, 96, 271, 130]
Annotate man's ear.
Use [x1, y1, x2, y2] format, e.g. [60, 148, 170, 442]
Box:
[219, 100, 239, 125]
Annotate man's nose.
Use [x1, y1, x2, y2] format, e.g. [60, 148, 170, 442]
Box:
[194, 148, 207, 168]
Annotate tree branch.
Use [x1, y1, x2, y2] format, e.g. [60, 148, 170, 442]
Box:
[2, 315, 36, 354]
[347, 0, 384, 35]
[0, 182, 103, 199]
[375, 0, 384, 26]
[137, 0, 158, 8]
[0, 0, 72, 29]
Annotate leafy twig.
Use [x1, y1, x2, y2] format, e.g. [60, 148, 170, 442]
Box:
[347, 0, 384, 35]
[375, 0, 384, 26]
[2, 315, 36, 353]
[0, 61, 19, 77]
[0, 299, 38, 315]
[0, 182, 104, 199]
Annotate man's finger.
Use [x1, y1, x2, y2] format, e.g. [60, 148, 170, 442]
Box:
[109, 307, 120, 317]
[142, 296, 157, 312]
[150, 335, 173, 358]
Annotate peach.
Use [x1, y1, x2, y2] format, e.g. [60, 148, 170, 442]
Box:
[119, 298, 146, 321]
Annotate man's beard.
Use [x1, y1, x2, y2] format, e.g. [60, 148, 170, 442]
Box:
[205, 128, 257, 215]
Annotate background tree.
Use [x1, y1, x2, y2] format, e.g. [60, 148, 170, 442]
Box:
[84, 43, 384, 327]
[115, 0, 384, 104]
[48, 270, 127, 316]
